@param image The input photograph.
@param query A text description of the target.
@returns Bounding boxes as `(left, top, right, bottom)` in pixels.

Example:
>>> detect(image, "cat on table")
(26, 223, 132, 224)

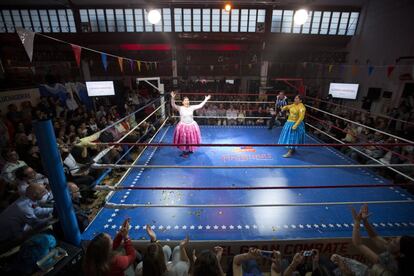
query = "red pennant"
(387, 65, 395, 78)
(71, 44, 81, 67)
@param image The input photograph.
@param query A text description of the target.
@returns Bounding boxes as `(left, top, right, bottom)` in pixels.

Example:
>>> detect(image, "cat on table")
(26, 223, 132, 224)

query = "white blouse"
(171, 97, 208, 124)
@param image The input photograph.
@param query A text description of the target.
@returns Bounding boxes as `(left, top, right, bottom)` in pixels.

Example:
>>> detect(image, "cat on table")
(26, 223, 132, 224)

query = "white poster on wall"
(0, 88, 40, 113)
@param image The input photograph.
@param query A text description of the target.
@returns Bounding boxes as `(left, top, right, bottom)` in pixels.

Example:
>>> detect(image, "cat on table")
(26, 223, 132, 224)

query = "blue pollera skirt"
(278, 121, 305, 149)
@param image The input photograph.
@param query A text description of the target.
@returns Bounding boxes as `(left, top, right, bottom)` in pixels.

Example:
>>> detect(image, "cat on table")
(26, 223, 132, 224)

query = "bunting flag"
(387, 65, 395, 78)
(129, 59, 134, 72)
(210, 65, 214, 71)
(368, 65, 374, 76)
(118, 57, 124, 72)
(328, 64, 333, 73)
(101, 53, 108, 71)
(145, 62, 150, 71)
(136, 61, 141, 72)
(71, 44, 82, 67)
(16, 27, 36, 62)
(154, 62, 158, 70)
(351, 64, 358, 76)
(248, 63, 252, 69)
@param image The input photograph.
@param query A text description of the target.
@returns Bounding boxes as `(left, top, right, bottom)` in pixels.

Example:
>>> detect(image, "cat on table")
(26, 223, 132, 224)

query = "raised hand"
(180, 235, 190, 247)
(119, 218, 130, 239)
(146, 224, 157, 242)
(171, 91, 176, 98)
(351, 206, 362, 222)
(205, 95, 211, 101)
(214, 246, 224, 261)
(360, 203, 372, 221)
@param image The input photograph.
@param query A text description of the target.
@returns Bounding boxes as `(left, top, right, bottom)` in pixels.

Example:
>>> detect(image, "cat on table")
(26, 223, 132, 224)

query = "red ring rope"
(94, 142, 413, 147)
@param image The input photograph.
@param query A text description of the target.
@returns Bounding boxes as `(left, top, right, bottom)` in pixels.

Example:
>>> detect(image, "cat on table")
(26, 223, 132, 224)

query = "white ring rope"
(306, 123, 414, 182)
(306, 104, 414, 144)
(93, 102, 166, 163)
(190, 100, 274, 104)
(104, 199, 414, 209)
(92, 163, 414, 169)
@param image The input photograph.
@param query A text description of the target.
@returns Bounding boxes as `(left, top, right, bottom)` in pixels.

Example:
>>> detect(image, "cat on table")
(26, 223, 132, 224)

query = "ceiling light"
(148, 9, 161, 24)
(294, 9, 308, 25)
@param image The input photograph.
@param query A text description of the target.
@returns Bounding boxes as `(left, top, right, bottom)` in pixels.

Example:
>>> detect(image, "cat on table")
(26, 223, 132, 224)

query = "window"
(12, 10, 23, 28)
(58, 9, 69, 32)
(248, 9, 257, 32)
(183, 9, 191, 32)
(174, 8, 182, 32)
(67, 9, 76, 32)
(125, 9, 134, 32)
(163, 8, 171, 32)
(88, 9, 98, 32)
(30, 10, 42, 32)
(3, 10, 15, 32)
(106, 9, 115, 32)
(311, 11, 322, 34)
(319, 11, 331, 34)
(96, 9, 106, 32)
(115, 9, 125, 32)
(153, 9, 162, 32)
(338, 12, 349, 35)
(0, 12, 5, 33)
(202, 9, 210, 32)
(271, 10, 282, 32)
(347, 12, 359, 35)
(301, 11, 312, 34)
(212, 9, 220, 32)
(193, 9, 201, 32)
(329, 12, 340, 35)
(240, 9, 248, 32)
(221, 9, 230, 32)
(134, 9, 143, 32)
(281, 10, 293, 33)
(39, 10, 51, 32)
(143, 9, 153, 32)
(230, 9, 239, 32)
(21, 10, 32, 30)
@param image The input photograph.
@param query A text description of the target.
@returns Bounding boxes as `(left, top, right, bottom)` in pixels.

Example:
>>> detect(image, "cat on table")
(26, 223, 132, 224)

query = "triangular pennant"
(387, 65, 395, 78)
(328, 64, 333, 73)
(16, 27, 35, 62)
(71, 44, 82, 68)
(118, 57, 124, 72)
(351, 64, 358, 76)
(101, 53, 108, 71)
(129, 59, 134, 72)
(368, 65, 374, 76)
(154, 62, 157, 70)
(136, 61, 141, 72)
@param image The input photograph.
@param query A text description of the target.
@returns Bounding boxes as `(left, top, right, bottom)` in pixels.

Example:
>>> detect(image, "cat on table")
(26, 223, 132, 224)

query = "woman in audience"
(135, 225, 190, 276)
(83, 218, 137, 276)
(232, 248, 281, 276)
(351, 203, 414, 276)
(192, 246, 225, 276)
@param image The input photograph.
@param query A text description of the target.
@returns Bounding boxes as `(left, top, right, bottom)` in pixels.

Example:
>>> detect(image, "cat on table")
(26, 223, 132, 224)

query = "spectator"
(232, 248, 281, 276)
(0, 183, 53, 243)
(25, 145, 44, 174)
(136, 225, 190, 276)
(351, 204, 414, 276)
(53, 182, 89, 238)
(192, 246, 225, 276)
(83, 218, 137, 276)
(226, 105, 237, 126)
(217, 104, 227, 126)
(14, 166, 50, 198)
(1, 149, 27, 183)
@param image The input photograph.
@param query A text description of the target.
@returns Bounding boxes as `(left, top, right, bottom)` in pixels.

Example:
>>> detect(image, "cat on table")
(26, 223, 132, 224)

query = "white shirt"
(1, 160, 27, 183)
(66, 97, 79, 111)
(17, 173, 49, 197)
(226, 109, 238, 120)
(63, 153, 80, 175)
(171, 98, 208, 124)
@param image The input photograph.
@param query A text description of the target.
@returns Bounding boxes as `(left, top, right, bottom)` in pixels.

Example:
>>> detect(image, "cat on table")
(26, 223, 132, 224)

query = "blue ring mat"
(82, 126, 414, 241)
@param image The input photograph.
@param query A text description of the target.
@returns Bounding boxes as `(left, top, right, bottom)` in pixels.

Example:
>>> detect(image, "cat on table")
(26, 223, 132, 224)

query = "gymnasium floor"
(82, 126, 414, 241)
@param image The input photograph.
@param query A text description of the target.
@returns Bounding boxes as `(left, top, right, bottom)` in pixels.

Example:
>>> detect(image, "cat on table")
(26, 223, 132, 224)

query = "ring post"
(160, 83, 165, 120)
(34, 119, 81, 246)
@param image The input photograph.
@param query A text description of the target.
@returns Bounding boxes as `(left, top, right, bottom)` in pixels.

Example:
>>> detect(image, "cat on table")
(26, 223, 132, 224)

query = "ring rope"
(190, 100, 274, 104)
(307, 113, 414, 164)
(92, 163, 414, 169)
(93, 142, 413, 147)
(172, 115, 272, 119)
(306, 104, 414, 144)
(92, 102, 166, 163)
(305, 95, 414, 126)
(306, 122, 414, 182)
(104, 199, 414, 209)
(94, 183, 412, 191)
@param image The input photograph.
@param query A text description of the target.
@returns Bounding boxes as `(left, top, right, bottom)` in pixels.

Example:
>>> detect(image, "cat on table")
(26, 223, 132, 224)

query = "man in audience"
(15, 166, 50, 199)
(1, 149, 27, 183)
(0, 183, 53, 243)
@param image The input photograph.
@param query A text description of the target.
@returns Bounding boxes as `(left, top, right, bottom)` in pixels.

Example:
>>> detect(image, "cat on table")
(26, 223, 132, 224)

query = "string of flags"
(16, 27, 413, 79)
(16, 27, 159, 73)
